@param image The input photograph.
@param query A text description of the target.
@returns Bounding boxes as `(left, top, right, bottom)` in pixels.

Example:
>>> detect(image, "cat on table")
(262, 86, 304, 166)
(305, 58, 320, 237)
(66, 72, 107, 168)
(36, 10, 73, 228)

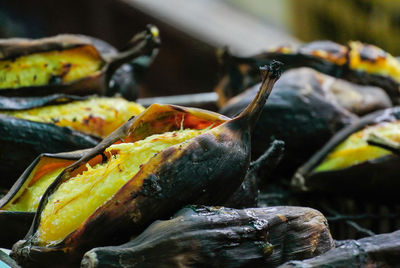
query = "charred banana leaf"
(11, 63, 282, 267)
(293, 107, 400, 197)
(0, 25, 159, 97)
(281, 230, 400, 268)
(0, 115, 99, 188)
(82, 205, 334, 268)
(0, 150, 88, 248)
(0, 94, 145, 138)
(216, 41, 400, 104)
(221, 69, 357, 174)
(224, 140, 285, 208)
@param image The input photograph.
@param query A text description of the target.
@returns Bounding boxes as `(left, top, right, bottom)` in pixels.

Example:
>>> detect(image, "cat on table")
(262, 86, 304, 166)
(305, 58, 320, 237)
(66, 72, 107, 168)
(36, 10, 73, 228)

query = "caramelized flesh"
(349, 42, 400, 83)
(3, 97, 144, 138)
(0, 46, 103, 89)
(315, 121, 400, 172)
(38, 128, 207, 245)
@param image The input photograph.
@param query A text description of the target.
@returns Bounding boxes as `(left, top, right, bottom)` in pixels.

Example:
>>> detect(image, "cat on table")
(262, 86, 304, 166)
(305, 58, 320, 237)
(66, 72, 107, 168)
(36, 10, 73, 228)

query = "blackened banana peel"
(0, 94, 144, 185)
(216, 41, 400, 106)
(82, 205, 333, 268)
(293, 107, 400, 197)
(0, 25, 160, 97)
(0, 150, 88, 248)
(12, 62, 282, 267)
(0, 94, 145, 138)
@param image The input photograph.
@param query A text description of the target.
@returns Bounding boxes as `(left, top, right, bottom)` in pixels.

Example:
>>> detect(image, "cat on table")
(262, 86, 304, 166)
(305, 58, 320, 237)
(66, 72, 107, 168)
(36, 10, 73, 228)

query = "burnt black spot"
(101, 152, 108, 163)
(51, 118, 59, 123)
(141, 174, 163, 198)
(49, 75, 62, 85)
(33, 75, 37, 81)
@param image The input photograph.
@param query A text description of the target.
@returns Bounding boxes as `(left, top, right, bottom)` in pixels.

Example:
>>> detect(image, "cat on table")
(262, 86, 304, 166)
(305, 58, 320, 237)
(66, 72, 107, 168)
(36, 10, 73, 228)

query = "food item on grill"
(292, 107, 400, 196)
(0, 114, 98, 188)
(0, 95, 145, 138)
(0, 150, 87, 248)
(82, 205, 334, 268)
(221, 69, 357, 174)
(280, 230, 400, 267)
(322, 76, 391, 116)
(224, 140, 285, 208)
(11, 63, 282, 267)
(216, 41, 400, 105)
(88, 31, 159, 100)
(0, 25, 159, 97)
(0, 94, 143, 186)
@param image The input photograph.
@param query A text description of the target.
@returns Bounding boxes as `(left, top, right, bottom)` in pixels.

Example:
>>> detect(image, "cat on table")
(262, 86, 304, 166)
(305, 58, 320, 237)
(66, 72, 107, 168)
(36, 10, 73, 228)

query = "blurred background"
(1, 0, 399, 97)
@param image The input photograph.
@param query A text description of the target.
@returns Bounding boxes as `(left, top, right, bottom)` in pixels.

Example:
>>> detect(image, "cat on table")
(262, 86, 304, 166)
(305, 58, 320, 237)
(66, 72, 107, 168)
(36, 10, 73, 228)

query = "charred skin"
(11, 107, 235, 267)
(51, 126, 249, 263)
(293, 107, 400, 197)
(221, 69, 356, 175)
(0, 150, 87, 248)
(224, 140, 285, 209)
(0, 25, 160, 97)
(11, 63, 282, 267)
(216, 40, 400, 106)
(0, 95, 145, 138)
(0, 95, 143, 185)
(11, 113, 237, 266)
(85, 34, 158, 100)
(81, 206, 334, 268)
(281, 230, 400, 268)
(0, 94, 86, 110)
(0, 115, 99, 188)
